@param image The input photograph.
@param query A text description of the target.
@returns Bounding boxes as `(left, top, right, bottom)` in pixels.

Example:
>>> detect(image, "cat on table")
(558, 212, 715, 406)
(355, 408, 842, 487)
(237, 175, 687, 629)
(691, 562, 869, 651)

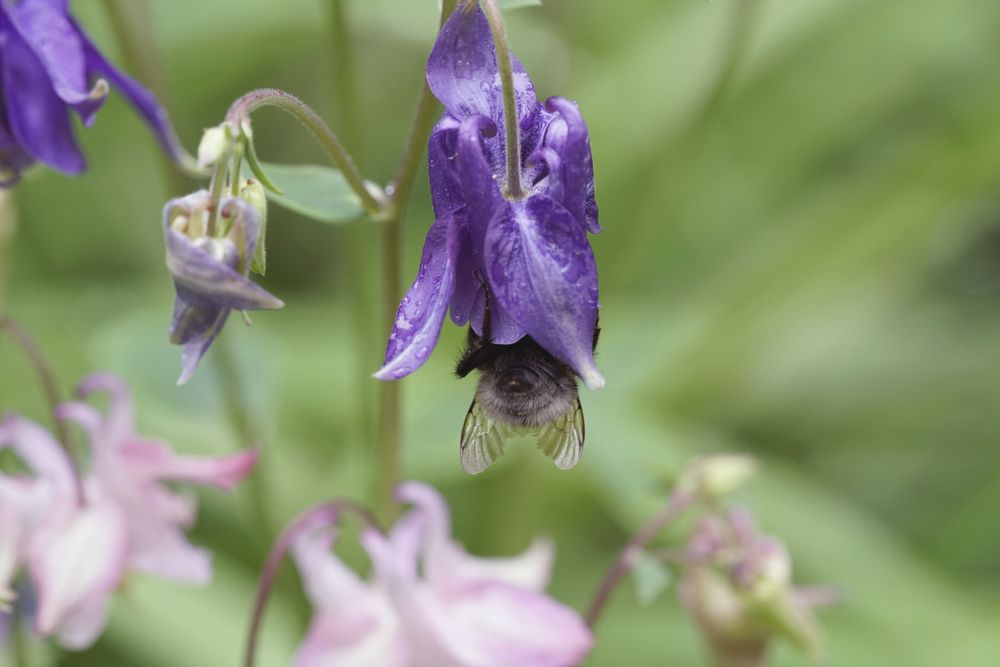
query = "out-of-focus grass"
(2, 0, 1000, 665)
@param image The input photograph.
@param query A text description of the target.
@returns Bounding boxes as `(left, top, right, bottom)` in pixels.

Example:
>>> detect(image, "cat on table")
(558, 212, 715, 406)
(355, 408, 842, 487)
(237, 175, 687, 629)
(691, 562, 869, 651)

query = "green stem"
(327, 0, 360, 146)
(584, 490, 695, 628)
(225, 90, 384, 216)
(374, 0, 460, 520)
(212, 339, 274, 547)
(9, 608, 29, 667)
(328, 0, 377, 454)
(0, 190, 17, 311)
(480, 0, 523, 198)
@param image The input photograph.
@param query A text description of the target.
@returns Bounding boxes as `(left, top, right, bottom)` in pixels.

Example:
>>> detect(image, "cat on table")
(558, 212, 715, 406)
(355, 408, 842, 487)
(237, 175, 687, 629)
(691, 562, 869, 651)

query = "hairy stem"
(243, 500, 382, 667)
(225, 89, 383, 215)
(480, 0, 523, 198)
(0, 316, 85, 505)
(585, 491, 694, 627)
(374, 0, 460, 520)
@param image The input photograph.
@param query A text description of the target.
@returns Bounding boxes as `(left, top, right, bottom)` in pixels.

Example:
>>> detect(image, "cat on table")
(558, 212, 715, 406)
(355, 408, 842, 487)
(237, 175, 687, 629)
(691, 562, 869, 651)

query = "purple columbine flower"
(163, 190, 283, 384)
(375, 3, 604, 390)
(0, 0, 186, 185)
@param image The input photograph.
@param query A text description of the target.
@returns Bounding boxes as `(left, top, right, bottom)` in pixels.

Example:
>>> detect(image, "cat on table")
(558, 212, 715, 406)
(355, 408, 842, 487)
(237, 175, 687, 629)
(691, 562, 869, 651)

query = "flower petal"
(29, 499, 128, 649)
(428, 118, 463, 218)
(163, 199, 283, 312)
(543, 98, 599, 234)
(426, 5, 536, 126)
(74, 373, 135, 445)
(118, 440, 258, 491)
(374, 214, 459, 381)
(0, 19, 84, 174)
(72, 17, 189, 163)
(485, 196, 603, 388)
(442, 581, 594, 667)
(7, 0, 106, 122)
(292, 526, 408, 667)
(0, 416, 77, 492)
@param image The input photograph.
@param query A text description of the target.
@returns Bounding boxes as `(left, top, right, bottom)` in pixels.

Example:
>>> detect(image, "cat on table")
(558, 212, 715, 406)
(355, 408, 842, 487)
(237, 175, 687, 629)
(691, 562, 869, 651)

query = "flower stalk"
(0, 316, 85, 505)
(243, 500, 381, 667)
(373, 0, 460, 519)
(584, 489, 695, 627)
(479, 0, 523, 198)
(224, 89, 384, 216)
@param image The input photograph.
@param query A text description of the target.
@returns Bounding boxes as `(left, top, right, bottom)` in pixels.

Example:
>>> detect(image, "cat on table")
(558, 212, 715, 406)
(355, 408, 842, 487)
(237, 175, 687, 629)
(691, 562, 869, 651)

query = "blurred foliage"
(2, 0, 1000, 665)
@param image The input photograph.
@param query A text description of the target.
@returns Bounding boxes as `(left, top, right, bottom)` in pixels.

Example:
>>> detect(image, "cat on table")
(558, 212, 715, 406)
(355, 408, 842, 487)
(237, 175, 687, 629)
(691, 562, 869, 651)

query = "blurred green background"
(2, 0, 1000, 665)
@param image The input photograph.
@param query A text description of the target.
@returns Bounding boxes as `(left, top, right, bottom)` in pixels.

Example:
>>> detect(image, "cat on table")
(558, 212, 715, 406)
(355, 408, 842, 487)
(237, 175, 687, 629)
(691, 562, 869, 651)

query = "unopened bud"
(680, 454, 757, 501)
(197, 123, 234, 169)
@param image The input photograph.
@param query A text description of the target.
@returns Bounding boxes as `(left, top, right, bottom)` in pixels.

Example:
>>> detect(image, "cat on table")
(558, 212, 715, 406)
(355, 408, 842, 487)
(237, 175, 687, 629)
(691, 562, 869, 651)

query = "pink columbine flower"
(291, 482, 593, 667)
(0, 372, 258, 649)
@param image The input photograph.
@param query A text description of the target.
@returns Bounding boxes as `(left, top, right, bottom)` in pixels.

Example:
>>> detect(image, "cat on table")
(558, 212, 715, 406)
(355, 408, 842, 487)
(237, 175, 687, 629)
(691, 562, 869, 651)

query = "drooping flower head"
(163, 187, 283, 384)
(290, 482, 593, 666)
(0, 0, 188, 184)
(678, 507, 831, 664)
(0, 373, 257, 649)
(376, 2, 604, 390)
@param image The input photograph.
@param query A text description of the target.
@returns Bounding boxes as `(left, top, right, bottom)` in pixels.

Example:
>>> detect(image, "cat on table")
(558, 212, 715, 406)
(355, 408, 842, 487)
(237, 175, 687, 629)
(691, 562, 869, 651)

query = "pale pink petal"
(29, 499, 128, 648)
(0, 416, 77, 492)
(441, 582, 593, 667)
(294, 613, 408, 667)
(443, 538, 554, 593)
(118, 439, 258, 490)
(52, 594, 112, 650)
(395, 482, 554, 593)
(293, 526, 407, 667)
(75, 372, 135, 444)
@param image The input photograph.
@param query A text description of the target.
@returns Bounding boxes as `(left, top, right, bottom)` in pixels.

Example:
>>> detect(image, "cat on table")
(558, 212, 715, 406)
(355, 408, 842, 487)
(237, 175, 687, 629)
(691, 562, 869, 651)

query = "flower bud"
(197, 123, 235, 169)
(162, 190, 283, 384)
(679, 454, 757, 501)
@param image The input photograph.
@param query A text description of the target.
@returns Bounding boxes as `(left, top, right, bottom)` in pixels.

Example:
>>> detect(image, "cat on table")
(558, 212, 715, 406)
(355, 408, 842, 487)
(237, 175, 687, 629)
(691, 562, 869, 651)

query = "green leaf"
(499, 0, 542, 8)
(632, 550, 673, 606)
(248, 161, 365, 224)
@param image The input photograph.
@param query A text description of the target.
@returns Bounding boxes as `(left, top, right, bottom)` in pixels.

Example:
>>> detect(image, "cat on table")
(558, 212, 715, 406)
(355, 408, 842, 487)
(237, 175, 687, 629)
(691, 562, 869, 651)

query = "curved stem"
(225, 89, 383, 215)
(373, 0, 460, 521)
(243, 500, 382, 667)
(0, 316, 85, 505)
(480, 0, 523, 198)
(585, 490, 695, 628)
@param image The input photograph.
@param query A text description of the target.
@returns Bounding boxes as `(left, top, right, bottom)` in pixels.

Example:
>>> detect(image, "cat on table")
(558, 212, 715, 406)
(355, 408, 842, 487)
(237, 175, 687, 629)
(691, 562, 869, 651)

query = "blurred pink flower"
(291, 482, 593, 667)
(0, 372, 257, 649)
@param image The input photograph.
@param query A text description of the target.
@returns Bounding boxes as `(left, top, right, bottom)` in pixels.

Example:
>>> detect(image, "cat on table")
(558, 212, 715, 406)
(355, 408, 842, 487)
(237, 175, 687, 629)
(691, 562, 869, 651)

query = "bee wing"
(460, 398, 510, 475)
(535, 396, 585, 470)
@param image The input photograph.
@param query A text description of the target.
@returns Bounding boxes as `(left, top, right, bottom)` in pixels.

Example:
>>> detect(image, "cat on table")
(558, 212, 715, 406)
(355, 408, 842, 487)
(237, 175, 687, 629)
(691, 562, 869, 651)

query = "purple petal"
(428, 118, 462, 218)
(163, 196, 283, 312)
(485, 196, 604, 389)
(73, 19, 188, 163)
(7, 0, 106, 123)
(543, 97, 600, 234)
(426, 4, 536, 126)
(0, 21, 84, 174)
(374, 214, 459, 381)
